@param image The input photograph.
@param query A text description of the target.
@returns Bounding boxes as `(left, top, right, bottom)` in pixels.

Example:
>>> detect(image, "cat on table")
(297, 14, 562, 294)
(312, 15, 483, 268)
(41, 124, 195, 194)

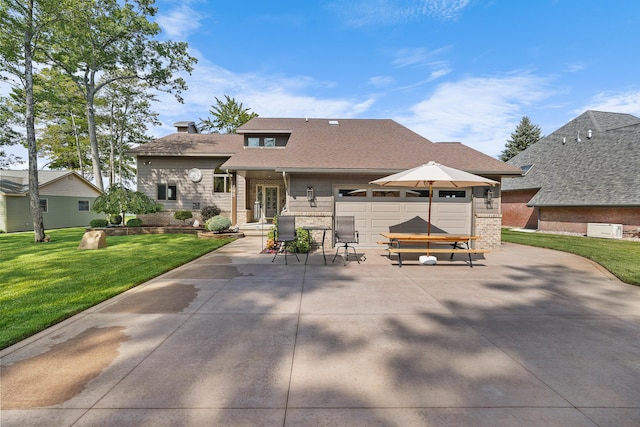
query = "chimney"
(173, 121, 199, 134)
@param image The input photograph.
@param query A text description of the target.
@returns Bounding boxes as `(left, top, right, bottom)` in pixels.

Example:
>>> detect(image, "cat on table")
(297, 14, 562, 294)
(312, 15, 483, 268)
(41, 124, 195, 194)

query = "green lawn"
(502, 228, 640, 286)
(0, 228, 234, 350)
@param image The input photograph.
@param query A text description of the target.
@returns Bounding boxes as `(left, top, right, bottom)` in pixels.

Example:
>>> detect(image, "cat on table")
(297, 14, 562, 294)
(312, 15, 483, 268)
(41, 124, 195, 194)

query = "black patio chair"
(332, 216, 360, 265)
(272, 216, 300, 265)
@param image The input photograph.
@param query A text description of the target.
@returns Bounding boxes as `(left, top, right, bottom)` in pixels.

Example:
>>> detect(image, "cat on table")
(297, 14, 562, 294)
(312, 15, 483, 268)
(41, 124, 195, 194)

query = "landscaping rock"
(78, 230, 108, 250)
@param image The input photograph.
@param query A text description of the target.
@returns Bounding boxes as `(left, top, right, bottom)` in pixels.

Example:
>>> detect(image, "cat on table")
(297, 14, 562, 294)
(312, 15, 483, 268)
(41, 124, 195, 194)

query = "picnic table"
(378, 232, 489, 267)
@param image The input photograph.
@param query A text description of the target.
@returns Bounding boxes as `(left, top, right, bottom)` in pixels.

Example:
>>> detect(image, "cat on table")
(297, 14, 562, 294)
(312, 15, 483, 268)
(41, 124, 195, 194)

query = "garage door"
(334, 187, 472, 247)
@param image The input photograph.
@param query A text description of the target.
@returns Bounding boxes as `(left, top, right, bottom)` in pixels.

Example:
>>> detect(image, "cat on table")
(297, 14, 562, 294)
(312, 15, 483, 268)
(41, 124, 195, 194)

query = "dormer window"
(244, 135, 288, 147)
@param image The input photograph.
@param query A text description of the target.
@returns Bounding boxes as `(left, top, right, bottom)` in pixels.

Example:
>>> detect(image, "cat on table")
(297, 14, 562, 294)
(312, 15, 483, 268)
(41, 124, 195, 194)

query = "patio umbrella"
(370, 161, 498, 262)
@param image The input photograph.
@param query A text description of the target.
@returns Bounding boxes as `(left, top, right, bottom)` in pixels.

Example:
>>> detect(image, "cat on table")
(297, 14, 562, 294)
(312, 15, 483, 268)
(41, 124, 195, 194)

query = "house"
(501, 110, 640, 236)
(0, 170, 103, 232)
(129, 118, 522, 249)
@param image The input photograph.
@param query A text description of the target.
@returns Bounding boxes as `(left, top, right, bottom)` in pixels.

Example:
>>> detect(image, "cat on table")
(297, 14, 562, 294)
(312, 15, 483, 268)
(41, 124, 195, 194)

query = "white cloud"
(369, 76, 396, 87)
(156, 5, 204, 39)
(580, 91, 640, 116)
(149, 56, 377, 135)
(395, 73, 554, 157)
(329, 0, 470, 26)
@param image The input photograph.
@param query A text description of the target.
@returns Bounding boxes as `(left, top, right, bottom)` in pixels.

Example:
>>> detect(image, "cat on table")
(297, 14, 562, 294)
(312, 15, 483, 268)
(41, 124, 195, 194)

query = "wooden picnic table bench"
(379, 232, 490, 267)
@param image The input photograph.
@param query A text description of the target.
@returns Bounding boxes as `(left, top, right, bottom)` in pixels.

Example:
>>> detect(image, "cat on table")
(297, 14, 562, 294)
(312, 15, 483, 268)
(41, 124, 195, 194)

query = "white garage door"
(334, 187, 472, 247)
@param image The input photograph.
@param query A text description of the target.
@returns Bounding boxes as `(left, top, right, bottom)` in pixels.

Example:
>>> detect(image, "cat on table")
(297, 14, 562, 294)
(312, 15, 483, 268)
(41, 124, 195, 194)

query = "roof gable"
(0, 170, 102, 196)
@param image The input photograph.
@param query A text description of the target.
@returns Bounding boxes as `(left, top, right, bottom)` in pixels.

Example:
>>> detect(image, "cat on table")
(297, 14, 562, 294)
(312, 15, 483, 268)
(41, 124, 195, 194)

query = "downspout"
(282, 170, 289, 214)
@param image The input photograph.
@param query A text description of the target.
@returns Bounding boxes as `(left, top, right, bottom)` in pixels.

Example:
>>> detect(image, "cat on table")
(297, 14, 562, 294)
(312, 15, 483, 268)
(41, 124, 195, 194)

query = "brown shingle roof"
(227, 118, 520, 175)
(129, 133, 243, 156)
(129, 118, 520, 176)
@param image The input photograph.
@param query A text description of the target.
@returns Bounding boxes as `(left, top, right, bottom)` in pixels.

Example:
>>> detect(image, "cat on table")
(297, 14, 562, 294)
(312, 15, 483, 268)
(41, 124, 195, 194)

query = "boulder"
(78, 230, 108, 250)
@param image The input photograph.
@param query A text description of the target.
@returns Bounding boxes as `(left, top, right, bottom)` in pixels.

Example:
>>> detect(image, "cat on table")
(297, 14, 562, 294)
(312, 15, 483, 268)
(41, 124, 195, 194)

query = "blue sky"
(5, 0, 640, 162)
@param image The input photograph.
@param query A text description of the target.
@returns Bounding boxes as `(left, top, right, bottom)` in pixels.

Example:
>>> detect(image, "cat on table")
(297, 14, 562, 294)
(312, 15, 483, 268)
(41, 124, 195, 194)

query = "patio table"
(302, 226, 330, 265)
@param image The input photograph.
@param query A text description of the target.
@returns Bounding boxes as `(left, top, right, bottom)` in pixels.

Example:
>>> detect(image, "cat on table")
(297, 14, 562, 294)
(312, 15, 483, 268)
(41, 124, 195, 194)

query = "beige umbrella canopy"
(370, 161, 498, 235)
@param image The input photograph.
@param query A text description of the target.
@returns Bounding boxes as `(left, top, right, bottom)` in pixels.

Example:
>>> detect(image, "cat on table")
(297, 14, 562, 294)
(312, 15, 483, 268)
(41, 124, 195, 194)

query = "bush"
(265, 216, 309, 253)
(205, 215, 232, 233)
(293, 227, 310, 253)
(109, 214, 122, 225)
(90, 219, 109, 228)
(201, 205, 221, 221)
(173, 210, 193, 224)
(126, 218, 143, 227)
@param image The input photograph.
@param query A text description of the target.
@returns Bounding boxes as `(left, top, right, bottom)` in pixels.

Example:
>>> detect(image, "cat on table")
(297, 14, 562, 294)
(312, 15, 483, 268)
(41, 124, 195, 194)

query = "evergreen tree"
(499, 116, 542, 162)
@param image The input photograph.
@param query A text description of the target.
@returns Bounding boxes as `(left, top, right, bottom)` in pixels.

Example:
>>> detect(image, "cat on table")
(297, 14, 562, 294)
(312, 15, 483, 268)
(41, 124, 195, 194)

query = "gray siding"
(137, 156, 232, 213)
(0, 194, 6, 232)
(4, 195, 98, 232)
(5, 196, 31, 232)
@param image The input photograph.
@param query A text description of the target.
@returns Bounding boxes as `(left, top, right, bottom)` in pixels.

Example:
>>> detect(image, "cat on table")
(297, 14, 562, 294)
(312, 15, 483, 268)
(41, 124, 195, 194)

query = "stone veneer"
(287, 211, 334, 250)
(474, 213, 502, 249)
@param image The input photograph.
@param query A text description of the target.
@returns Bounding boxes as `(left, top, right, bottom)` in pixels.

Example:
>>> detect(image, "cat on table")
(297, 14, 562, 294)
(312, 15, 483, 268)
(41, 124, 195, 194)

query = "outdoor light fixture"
(306, 186, 315, 201)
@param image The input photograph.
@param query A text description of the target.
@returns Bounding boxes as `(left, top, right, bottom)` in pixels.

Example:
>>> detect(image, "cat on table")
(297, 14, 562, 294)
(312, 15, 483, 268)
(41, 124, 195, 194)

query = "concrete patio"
(2, 237, 640, 426)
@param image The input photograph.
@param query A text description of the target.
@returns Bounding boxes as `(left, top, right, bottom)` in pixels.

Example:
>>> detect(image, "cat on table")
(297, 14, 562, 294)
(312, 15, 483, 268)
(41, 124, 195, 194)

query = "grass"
(501, 228, 640, 286)
(0, 228, 234, 350)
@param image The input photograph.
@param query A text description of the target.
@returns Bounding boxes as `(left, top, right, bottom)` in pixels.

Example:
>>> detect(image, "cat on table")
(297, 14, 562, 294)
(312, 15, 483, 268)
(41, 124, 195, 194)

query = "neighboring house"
(501, 110, 640, 236)
(0, 170, 103, 233)
(129, 118, 522, 249)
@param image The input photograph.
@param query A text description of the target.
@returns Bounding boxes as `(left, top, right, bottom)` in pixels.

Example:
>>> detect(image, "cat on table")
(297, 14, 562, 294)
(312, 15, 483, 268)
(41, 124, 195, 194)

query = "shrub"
(90, 219, 109, 228)
(206, 215, 232, 233)
(109, 214, 122, 225)
(174, 210, 193, 224)
(293, 227, 310, 253)
(265, 217, 309, 253)
(201, 205, 221, 221)
(126, 218, 143, 227)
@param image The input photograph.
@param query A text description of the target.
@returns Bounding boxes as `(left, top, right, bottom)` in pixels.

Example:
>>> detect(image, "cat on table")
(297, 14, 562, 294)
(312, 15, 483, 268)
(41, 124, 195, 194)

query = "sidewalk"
(2, 237, 640, 426)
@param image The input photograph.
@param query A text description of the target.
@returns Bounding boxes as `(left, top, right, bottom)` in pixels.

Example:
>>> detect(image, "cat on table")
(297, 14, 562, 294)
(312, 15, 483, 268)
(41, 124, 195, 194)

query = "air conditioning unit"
(586, 223, 623, 239)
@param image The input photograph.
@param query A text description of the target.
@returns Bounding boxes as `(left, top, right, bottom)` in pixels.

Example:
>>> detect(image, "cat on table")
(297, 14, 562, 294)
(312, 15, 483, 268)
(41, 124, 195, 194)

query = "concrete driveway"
(2, 238, 640, 426)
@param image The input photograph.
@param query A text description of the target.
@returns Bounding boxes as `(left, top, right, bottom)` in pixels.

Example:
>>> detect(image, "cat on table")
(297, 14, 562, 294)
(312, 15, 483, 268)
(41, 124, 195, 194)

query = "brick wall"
(501, 189, 539, 229)
(138, 209, 232, 227)
(539, 206, 640, 236)
(475, 213, 502, 249)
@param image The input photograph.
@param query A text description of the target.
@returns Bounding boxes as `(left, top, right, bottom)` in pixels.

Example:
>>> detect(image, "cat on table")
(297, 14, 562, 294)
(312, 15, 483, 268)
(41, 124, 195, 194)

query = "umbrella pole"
(427, 181, 433, 255)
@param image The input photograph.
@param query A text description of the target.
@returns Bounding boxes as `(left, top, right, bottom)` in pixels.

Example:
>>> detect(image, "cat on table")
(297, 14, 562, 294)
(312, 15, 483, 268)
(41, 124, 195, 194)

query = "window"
(245, 135, 285, 147)
(337, 188, 365, 197)
(39, 199, 48, 213)
(439, 190, 466, 198)
(372, 190, 400, 197)
(520, 164, 533, 175)
(157, 184, 177, 201)
(213, 167, 230, 193)
(78, 200, 90, 211)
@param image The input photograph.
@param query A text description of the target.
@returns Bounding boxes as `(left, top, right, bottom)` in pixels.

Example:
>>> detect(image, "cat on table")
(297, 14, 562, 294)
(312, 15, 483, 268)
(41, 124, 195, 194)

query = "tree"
(35, 68, 91, 175)
(92, 184, 161, 225)
(499, 116, 542, 162)
(101, 75, 159, 187)
(0, 96, 23, 168)
(199, 95, 258, 134)
(0, 0, 58, 242)
(44, 0, 197, 191)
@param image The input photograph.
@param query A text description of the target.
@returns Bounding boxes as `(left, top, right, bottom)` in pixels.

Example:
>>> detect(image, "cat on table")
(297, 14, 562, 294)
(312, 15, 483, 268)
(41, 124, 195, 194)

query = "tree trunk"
(70, 112, 84, 177)
(85, 89, 104, 191)
(24, 0, 45, 242)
